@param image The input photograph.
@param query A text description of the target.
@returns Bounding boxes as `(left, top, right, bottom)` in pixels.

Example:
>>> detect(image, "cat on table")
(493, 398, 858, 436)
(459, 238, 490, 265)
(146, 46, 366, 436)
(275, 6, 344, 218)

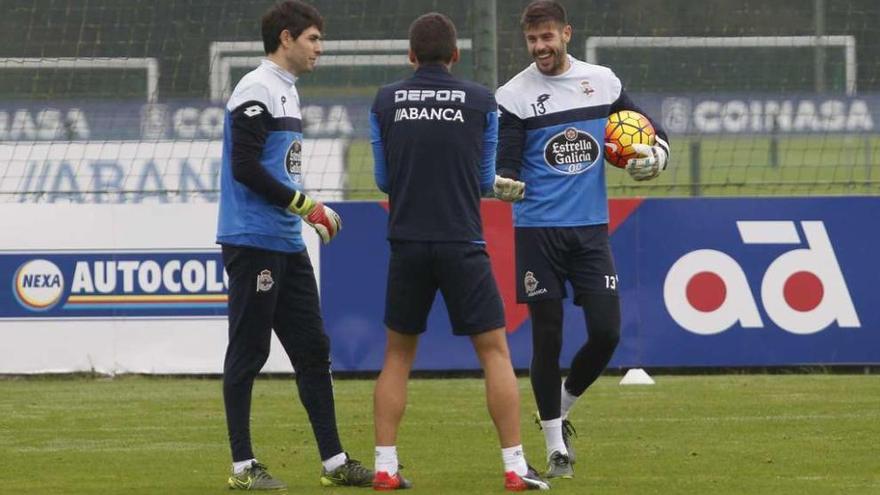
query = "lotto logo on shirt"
(543, 126, 600, 174)
(1, 251, 228, 319)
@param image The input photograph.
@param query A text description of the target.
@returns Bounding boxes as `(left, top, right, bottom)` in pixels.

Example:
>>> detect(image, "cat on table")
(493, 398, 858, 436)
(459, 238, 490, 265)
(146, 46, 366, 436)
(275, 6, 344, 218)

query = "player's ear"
(561, 24, 572, 44)
(408, 49, 418, 67)
(279, 29, 292, 49)
(450, 47, 460, 65)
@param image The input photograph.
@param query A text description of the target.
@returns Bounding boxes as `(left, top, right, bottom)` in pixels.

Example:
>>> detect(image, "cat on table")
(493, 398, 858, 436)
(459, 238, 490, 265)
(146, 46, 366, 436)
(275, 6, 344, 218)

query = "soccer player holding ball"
(370, 12, 548, 491)
(495, 0, 671, 479)
(216, 1, 370, 490)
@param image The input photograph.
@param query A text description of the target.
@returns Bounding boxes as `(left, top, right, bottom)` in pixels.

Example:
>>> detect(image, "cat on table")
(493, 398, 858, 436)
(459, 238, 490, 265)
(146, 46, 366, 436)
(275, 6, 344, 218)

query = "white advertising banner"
(0, 139, 346, 203)
(0, 203, 320, 374)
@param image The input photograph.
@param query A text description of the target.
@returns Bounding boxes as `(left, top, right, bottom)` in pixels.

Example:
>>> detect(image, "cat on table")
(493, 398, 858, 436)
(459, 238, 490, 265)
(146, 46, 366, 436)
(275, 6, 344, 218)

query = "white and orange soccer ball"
(604, 110, 656, 168)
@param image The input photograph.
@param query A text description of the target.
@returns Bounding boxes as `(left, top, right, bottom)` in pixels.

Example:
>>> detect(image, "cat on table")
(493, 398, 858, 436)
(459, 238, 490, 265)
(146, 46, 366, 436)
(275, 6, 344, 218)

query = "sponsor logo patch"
(543, 126, 600, 175)
(524, 271, 548, 297)
(286, 139, 302, 182)
(394, 89, 466, 103)
(394, 107, 464, 123)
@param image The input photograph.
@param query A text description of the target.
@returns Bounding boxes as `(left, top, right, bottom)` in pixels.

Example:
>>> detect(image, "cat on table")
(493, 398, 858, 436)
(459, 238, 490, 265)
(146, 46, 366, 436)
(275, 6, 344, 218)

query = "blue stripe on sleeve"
(370, 112, 389, 193)
(480, 111, 498, 194)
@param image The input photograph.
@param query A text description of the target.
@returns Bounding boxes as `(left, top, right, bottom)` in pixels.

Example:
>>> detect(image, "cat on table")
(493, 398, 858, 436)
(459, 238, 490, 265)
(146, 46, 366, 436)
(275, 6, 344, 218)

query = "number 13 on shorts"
(604, 274, 619, 290)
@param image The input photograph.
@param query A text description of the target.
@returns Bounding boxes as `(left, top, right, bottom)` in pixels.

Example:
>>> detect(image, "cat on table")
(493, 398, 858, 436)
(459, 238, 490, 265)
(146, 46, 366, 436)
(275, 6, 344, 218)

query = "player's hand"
(494, 175, 525, 202)
(626, 137, 669, 181)
(288, 192, 342, 244)
(304, 202, 342, 244)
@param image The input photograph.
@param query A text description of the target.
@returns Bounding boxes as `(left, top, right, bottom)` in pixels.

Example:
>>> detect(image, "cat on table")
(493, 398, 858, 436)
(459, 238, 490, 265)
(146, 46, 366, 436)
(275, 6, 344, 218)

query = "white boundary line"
(0, 57, 160, 102)
(209, 39, 473, 101)
(585, 36, 857, 96)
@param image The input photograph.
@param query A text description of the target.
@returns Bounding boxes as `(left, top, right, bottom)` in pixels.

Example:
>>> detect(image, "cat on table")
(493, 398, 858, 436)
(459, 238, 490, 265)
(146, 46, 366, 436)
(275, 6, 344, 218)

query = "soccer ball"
(604, 110, 656, 168)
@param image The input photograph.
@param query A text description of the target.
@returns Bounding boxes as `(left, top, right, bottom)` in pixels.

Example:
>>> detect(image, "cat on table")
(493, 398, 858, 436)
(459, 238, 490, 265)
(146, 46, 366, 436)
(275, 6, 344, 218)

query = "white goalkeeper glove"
(626, 137, 669, 181)
(288, 191, 342, 244)
(493, 175, 525, 202)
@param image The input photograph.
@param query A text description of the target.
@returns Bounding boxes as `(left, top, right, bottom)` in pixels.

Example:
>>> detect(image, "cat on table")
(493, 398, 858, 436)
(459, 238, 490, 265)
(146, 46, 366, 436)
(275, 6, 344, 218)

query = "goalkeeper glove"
(626, 137, 669, 181)
(288, 191, 342, 244)
(493, 175, 525, 202)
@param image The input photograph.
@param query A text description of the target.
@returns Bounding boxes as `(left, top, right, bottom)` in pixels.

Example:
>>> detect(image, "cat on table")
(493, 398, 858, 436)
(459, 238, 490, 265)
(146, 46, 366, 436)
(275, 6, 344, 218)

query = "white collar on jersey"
(260, 59, 298, 85)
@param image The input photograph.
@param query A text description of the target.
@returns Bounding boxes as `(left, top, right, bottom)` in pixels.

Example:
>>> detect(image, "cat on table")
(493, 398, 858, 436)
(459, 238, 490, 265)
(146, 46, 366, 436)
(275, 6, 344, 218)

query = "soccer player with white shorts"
(496, 0, 671, 479)
(369, 12, 549, 492)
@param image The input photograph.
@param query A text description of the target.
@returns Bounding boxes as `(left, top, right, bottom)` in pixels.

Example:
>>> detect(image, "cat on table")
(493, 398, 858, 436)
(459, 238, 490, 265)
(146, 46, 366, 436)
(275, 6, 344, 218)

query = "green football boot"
(227, 462, 287, 491)
(320, 455, 374, 487)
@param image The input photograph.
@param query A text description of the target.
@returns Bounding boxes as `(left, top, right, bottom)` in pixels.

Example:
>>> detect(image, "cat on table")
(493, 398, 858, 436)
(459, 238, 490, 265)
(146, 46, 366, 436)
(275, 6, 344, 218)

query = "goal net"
(0, 0, 877, 203)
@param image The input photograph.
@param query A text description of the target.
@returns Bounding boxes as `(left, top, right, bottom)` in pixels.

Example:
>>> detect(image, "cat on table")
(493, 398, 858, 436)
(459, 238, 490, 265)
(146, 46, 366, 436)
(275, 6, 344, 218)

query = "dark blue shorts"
(514, 225, 619, 305)
(384, 241, 506, 336)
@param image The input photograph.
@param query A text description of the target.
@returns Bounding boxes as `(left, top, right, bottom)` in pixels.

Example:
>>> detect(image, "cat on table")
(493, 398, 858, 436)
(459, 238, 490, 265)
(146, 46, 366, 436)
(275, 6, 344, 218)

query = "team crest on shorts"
(256, 269, 274, 292)
(524, 271, 548, 297)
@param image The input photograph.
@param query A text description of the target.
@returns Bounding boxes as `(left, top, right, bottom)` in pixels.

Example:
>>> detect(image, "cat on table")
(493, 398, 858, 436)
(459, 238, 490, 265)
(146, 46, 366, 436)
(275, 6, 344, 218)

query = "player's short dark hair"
(520, 0, 568, 30)
(409, 12, 457, 64)
(262, 0, 324, 54)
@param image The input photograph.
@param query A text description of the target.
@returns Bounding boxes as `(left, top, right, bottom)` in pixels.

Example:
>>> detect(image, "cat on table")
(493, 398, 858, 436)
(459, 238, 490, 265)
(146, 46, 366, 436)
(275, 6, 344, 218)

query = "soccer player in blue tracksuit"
(369, 13, 549, 492)
(496, 1, 671, 479)
(216, 1, 371, 490)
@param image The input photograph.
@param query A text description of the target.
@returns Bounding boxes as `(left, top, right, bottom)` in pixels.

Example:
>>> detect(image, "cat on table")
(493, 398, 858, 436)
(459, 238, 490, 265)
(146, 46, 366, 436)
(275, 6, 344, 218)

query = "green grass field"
(1, 375, 879, 494)
(344, 136, 880, 200)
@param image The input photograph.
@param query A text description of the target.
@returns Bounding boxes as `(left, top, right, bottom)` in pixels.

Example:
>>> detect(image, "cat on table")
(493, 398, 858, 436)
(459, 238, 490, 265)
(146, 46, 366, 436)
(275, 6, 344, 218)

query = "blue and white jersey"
(216, 59, 305, 253)
(496, 56, 622, 228)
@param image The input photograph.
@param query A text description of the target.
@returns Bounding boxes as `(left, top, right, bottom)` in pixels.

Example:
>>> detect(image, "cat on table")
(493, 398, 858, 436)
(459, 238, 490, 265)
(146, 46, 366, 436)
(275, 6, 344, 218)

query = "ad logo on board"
(3, 252, 228, 319)
(664, 221, 860, 335)
(13, 259, 65, 311)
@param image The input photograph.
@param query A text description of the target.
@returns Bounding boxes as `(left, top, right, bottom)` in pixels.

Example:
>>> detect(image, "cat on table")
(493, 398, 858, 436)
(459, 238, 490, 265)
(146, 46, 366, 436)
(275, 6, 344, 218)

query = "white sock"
(540, 418, 568, 459)
(375, 446, 398, 476)
(232, 458, 256, 474)
(322, 451, 347, 472)
(501, 445, 528, 476)
(561, 382, 579, 419)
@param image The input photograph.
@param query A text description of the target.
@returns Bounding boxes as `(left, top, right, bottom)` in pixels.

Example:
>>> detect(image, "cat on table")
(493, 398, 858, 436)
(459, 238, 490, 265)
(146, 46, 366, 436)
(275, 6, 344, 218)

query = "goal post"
(0, 57, 160, 102)
(209, 39, 474, 101)
(585, 36, 857, 96)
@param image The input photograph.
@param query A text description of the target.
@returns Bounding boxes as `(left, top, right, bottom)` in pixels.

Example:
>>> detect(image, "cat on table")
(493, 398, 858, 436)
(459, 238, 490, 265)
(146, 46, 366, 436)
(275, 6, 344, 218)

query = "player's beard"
(533, 46, 566, 75)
